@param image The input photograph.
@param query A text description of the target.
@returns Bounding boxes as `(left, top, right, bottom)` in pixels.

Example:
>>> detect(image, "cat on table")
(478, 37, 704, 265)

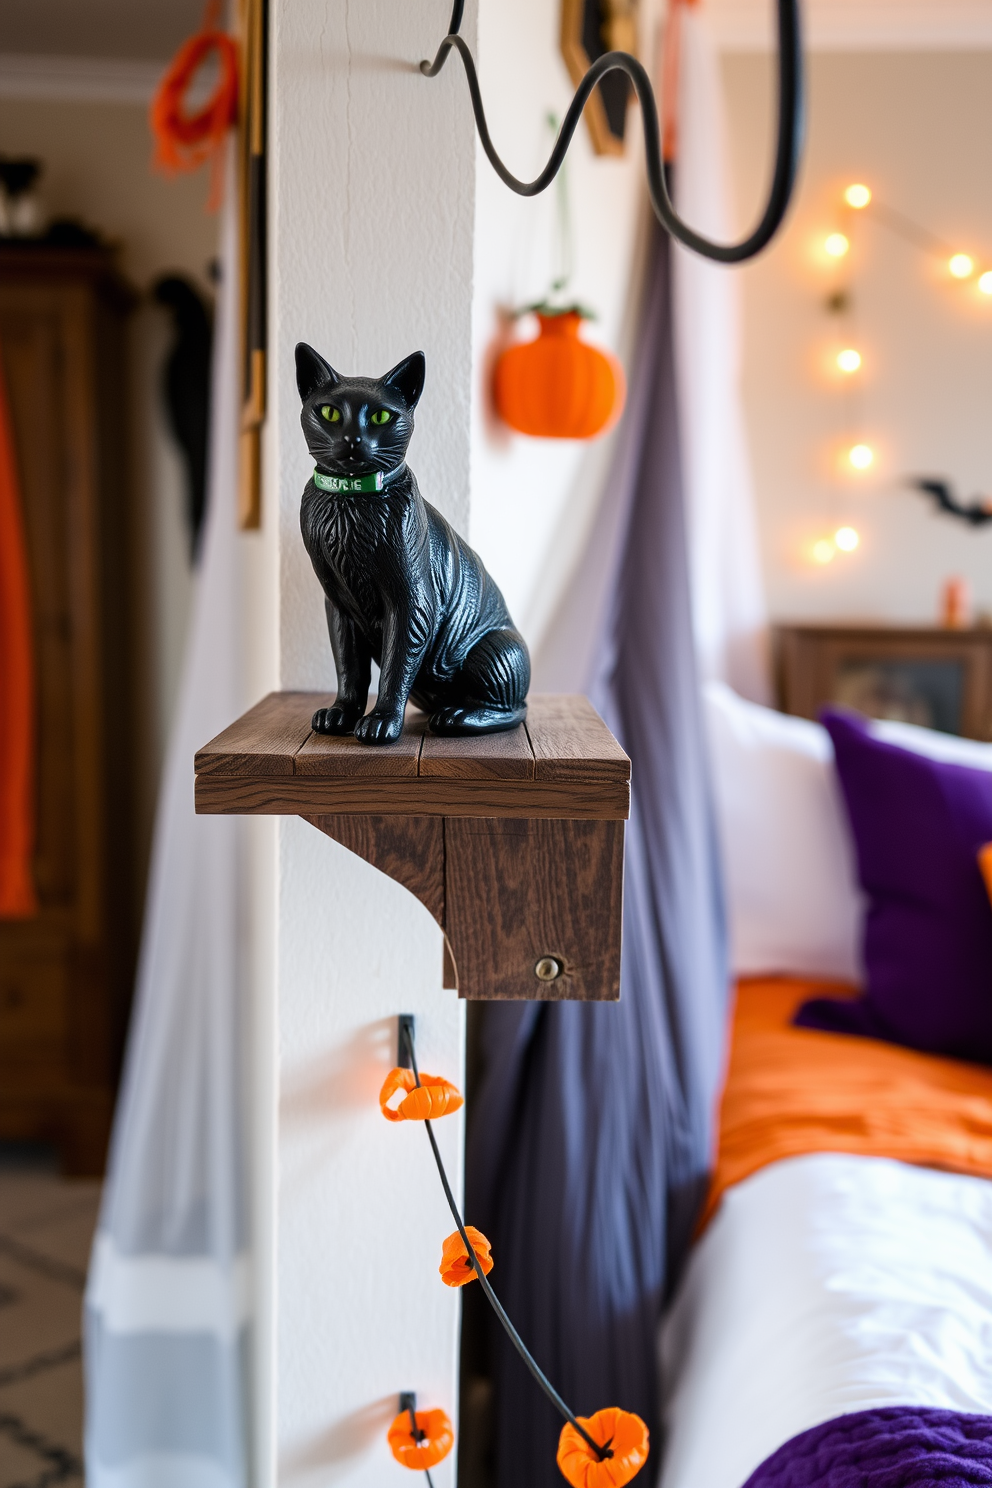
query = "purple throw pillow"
(794, 708, 992, 1063)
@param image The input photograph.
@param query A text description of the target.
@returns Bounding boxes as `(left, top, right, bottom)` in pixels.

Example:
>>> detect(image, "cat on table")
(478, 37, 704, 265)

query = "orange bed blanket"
(701, 977, 992, 1230)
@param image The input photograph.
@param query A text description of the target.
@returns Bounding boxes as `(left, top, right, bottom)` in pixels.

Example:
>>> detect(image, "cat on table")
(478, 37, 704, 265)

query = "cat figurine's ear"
(296, 343, 339, 402)
(382, 351, 426, 410)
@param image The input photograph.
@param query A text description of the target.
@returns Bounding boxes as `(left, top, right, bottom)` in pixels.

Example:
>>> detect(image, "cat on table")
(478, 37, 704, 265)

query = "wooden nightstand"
(775, 623, 992, 740)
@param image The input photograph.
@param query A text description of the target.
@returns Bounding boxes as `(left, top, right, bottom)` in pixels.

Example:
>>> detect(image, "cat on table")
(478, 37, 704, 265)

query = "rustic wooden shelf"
(196, 693, 629, 1001)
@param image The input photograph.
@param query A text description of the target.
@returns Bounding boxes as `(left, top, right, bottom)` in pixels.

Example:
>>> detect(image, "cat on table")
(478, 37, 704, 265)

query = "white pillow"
(703, 682, 863, 981)
(871, 715, 992, 770)
(704, 685, 992, 981)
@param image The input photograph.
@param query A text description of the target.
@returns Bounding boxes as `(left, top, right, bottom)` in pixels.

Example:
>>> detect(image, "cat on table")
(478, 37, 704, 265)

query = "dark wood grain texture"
(197, 694, 628, 1000)
(525, 693, 630, 782)
(296, 710, 427, 777)
(194, 691, 326, 776)
(195, 693, 629, 819)
(195, 773, 629, 819)
(306, 815, 444, 924)
(445, 818, 625, 1000)
(419, 725, 534, 780)
(0, 244, 137, 1174)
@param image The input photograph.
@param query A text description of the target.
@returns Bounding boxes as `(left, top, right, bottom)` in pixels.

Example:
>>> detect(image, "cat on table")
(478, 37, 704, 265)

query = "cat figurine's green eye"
(296, 342, 530, 745)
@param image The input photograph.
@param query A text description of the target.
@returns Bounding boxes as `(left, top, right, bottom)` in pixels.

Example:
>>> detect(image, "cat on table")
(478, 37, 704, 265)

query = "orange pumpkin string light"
(150, 0, 239, 211)
(439, 1226, 493, 1287)
(394, 1019, 617, 1472)
(557, 1409, 650, 1488)
(387, 1405, 454, 1472)
(379, 1067, 464, 1123)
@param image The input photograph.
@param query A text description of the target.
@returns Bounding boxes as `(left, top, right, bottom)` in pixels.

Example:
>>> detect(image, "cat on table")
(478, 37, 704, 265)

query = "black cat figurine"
(296, 343, 530, 744)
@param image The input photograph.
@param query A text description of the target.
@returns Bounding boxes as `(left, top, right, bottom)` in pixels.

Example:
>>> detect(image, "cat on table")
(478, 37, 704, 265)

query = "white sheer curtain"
(534, 0, 769, 701)
(672, 0, 770, 702)
(85, 162, 250, 1488)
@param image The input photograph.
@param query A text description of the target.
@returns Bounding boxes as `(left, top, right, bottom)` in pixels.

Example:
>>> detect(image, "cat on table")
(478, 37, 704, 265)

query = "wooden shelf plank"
(419, 726, 534, 781)
(195, 693, 629, 819)
(295, 711, 427, 777)
(525, 694, 630, 783)
(195, 773, 629, 820)
(194, 691, 323, 776)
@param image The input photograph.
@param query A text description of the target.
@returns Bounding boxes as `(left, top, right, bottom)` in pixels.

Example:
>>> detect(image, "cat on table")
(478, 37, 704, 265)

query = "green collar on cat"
(313, 469, 386, 494)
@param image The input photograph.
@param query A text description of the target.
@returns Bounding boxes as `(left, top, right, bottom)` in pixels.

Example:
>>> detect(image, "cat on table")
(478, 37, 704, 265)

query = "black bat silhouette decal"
(910, 478, 992, 528)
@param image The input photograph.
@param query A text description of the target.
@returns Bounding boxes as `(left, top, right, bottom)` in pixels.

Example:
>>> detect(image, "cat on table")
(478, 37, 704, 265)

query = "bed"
(660, 689, 992, 1488)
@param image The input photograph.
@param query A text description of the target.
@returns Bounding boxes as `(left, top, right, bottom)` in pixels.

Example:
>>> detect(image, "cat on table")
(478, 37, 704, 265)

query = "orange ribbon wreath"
(438, 1226, 493, 1288)
(150, 0, 239, 210)
(557, 1408, 650, 1488)
(379, 1068, 464, 1123)
(387, 1407, 454, 1470)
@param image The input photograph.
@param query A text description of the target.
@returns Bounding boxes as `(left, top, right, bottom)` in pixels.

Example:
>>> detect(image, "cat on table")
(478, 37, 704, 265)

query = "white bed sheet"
(659, 1153, 992, 1488)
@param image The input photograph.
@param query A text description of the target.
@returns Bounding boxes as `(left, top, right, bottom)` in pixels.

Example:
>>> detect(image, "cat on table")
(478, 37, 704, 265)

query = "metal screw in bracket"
(534, 955, 563, 982)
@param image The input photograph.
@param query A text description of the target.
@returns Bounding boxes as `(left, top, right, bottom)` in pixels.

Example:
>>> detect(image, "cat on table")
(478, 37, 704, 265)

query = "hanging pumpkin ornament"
(493, 307, 625, 440)
(379, 1068, 464, 1123)
(491, 113, 624, 441)
(557, 1408, 650, 1488)
(387, 1407, 454, 1470)
(438, 1226, 494, 1287)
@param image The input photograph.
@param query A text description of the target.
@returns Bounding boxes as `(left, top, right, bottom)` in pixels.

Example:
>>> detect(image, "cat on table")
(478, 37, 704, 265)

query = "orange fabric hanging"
(150, 0, 239, 211)
(0, 342, 38, 919)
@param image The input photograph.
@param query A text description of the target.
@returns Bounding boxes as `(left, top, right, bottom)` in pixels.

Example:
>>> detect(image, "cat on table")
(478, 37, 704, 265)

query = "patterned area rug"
(0, 1154, 100, 1488)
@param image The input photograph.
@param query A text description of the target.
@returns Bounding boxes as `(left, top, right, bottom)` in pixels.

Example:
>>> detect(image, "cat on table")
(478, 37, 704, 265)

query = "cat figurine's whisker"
(296, 342, 530, 744)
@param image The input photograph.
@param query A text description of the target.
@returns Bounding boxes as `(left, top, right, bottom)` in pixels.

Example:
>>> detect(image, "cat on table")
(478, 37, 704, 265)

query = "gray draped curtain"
(466, 221, 728, 1488)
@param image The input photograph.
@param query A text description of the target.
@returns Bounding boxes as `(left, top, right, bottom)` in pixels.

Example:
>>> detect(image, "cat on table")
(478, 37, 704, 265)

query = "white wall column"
(267, 4, 476, 1484)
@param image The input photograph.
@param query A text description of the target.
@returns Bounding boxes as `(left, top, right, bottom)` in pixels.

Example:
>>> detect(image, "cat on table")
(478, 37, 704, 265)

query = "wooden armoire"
(0, 243, 136, 1174)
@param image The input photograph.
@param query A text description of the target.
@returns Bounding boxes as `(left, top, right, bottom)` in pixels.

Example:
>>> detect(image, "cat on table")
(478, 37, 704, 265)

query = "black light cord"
(401, 1023, 612, 1465)
(420, 0, 804, 265)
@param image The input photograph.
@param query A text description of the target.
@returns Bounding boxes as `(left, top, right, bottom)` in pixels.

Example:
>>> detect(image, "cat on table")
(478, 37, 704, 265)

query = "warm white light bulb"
(837, 348, 862, 374)
(949, 253, 974, 279)
(849, 443, 874, 470)
(812, 539, 835, 565)
(979, 271, 992, 295)
(834, 526, 860, 551)
(844, 184, 871, 209)
(825, 233, 850, 258)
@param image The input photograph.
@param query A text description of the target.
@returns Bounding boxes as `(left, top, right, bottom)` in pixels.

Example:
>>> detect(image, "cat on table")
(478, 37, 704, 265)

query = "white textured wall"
(722, 50, 992, 623)
(268, 4, 475, 1486)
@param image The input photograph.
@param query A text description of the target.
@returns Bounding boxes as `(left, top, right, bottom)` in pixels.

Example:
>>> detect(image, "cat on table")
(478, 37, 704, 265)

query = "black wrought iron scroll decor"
(420, 0, 804, 265)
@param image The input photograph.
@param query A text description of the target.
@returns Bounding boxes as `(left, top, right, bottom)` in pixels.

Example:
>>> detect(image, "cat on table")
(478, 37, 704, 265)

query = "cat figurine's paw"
(430, 704, 527, 736)
(312, 704, 363, 735)
(353, 711, 404, 745)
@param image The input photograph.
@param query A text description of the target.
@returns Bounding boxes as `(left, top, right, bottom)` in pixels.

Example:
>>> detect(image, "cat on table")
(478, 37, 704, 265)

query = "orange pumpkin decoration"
(557, 1408, 650, 1488)
(379, 1068, 464, 1123)
(439, 1226, 494, 1288)
(493, 310, 625, 440)
(387, 1407, 454, 1470)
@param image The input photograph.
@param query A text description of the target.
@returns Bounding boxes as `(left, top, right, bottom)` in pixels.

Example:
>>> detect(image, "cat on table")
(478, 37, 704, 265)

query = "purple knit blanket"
(742, 1408, 992, 1488)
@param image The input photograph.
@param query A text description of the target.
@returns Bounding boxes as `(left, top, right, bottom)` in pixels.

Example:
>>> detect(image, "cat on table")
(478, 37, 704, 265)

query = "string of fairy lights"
(809, 181, 989, 566)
